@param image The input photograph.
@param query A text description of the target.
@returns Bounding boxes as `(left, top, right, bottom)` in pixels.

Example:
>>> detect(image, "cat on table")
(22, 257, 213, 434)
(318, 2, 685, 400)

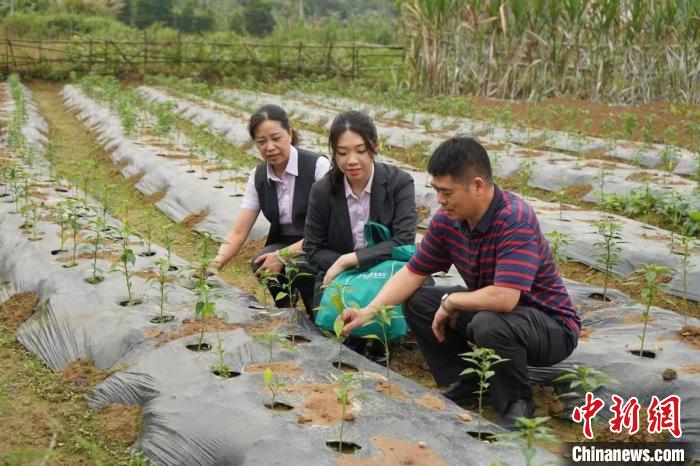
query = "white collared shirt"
(344, 165, 374, 250)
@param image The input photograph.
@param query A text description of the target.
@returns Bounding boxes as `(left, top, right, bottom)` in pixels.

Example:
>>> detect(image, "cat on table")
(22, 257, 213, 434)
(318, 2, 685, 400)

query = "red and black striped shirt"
(407, 186, 581, 337)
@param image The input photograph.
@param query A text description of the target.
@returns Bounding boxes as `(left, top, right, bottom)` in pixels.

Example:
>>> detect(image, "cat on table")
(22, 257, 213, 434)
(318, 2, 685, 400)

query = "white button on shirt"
(344, 165, 374, 250)
(241, 147, 330, 235)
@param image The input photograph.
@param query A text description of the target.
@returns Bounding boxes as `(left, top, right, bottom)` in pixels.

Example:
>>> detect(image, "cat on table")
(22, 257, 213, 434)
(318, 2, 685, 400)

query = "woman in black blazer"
(304, 111, 418, 310)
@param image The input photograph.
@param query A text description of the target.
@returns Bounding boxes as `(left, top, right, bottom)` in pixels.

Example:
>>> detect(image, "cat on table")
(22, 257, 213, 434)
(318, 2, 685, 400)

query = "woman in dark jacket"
(304, 110, 417, 310)
(214, 104, 330, 312)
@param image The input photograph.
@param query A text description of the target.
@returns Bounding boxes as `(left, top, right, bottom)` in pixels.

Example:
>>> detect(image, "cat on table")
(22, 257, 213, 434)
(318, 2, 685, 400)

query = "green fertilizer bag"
(316, 222, 415, 340)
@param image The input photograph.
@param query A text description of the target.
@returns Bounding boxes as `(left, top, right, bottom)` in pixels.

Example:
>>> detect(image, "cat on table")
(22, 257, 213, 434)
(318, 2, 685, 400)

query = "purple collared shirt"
(343, 165, 374, 250)
(241, 146, 330, 235)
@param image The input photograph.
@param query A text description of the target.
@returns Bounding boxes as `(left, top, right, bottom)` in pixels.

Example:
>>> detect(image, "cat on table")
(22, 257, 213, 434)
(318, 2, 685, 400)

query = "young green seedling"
(141, 209, 156, 256)
(634, 264, 673, 357)
(263, 366, 286, 408)
(492, 416, 557, 466)
(678, 235, 695, 326)
(554, 364, 618, 399)
(109, 223, 139, 304)
(257, 268, 279, 308)
(332, 372, 361, 454)
(544, 231, 570, 270)
(212, 323, 232, 377)
(594, 218, 624, 301)
(362, 305, 399, 390)
(594, 166, 609, 207)
(275, 248, 313, 309)
(64, 201, 83, 268)
(517, 158, 535, 200)
(460, 345, 509, 440)
(161, 223, 176, 270)
(86, 216, 106, 284)
(259, 331, 287, 367)
(148, 258, 175, 321)
(194, 281, 217, 349)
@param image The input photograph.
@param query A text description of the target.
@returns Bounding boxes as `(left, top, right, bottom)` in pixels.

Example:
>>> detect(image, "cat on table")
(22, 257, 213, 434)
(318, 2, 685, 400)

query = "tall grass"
(398, 0, 700, 103)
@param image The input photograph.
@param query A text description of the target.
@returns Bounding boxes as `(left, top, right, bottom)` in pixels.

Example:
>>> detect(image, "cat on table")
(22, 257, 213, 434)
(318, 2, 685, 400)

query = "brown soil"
(662, 368, 677, 381)
(236, 236, 268, 263)
(579, 326, 595, 341)
(679, 363, 700, 374)
(416, 205, 430, 224)
(414, 393, 445, 411)
(389, 345, 436, 389)
(513, 149, 544, 157)
(144, 327, 165, 338)
(59, 358, 110, 392)
(640, 232, 669, 241)
(623, 313, 650, 325)
(282, 383, 353, 427)
(126, 171, 145, 186)
(245, 361, 304, 377)
(180, 211, 208, 229)
(96, 404, 142, 445)
(376, 381, 407, 400)
(143, 189, 167, 203)
(157, 317, 241, 344)
(339, 436, 450, 466)
(626, 171, 658, 183)
(593, 406, 669, 443)
(243, 317, 286, 337)
(0, 292, 39, 332)
(55, 250, 123, 264)
(134, 270, 159, 280)
(678, 326, 700, 350)
(532, 385, 565, 417)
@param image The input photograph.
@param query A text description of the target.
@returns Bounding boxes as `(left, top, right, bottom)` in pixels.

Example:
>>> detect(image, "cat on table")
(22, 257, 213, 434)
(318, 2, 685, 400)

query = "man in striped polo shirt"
(342, 135, 580, 429)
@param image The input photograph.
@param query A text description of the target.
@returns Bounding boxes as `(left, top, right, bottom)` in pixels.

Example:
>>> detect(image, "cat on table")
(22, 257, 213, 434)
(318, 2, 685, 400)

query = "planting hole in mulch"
(186, 342, 212, 352)
(138, 251, 157, 257)
(265, 401, 294, 411)
(118, 298, 143, 307)
(85, 276, 105, 285)
(229, 193, 244, 197)
(332, 361, 358, 372)
(212, 369, 241, 379)
(326, 440, 361, 454)
(19, 223, 33, 230)
(466, 431, 497, 443)
(679, 326, 700, 349)
(588, 292, 612, 302)
(150, 315, 175, 324)
(27, 237, 43, 242)
(186, 169, 196, 173)
(376, 381, 407, 400)
(54, 187, 69, 193)
(628, 349, 656, 358)
(0, 192, 10, 198)
(50, 249, 66, 255)
(168, 265, 179, 271)
(415, 394, 446, 411)
(286, 334, 311, 344)
(62, 262, 78, 268)
(213, 185, 224, 189)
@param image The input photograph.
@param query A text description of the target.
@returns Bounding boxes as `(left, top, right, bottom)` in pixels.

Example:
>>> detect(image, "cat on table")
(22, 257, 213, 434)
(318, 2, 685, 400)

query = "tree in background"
(133, 0, 173, 29)
(241, 0, 275, 37)
(173, 0, 214, 33)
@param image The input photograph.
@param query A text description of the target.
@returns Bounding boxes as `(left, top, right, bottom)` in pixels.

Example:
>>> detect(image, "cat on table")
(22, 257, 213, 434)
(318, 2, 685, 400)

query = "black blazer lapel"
(369, 162, 388, 224)
(331, 187, 355, 253)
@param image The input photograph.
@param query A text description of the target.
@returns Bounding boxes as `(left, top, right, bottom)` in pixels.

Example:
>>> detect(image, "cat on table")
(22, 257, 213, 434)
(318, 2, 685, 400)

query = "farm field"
(1, 71, 699, 465)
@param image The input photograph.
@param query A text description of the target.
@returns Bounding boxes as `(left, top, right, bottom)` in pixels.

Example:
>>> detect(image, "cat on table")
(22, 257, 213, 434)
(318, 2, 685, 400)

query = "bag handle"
(364, 221, 391, 247)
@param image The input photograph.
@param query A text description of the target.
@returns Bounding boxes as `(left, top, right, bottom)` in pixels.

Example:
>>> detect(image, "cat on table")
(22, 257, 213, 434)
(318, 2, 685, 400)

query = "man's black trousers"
(405, 285, 577, 416)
